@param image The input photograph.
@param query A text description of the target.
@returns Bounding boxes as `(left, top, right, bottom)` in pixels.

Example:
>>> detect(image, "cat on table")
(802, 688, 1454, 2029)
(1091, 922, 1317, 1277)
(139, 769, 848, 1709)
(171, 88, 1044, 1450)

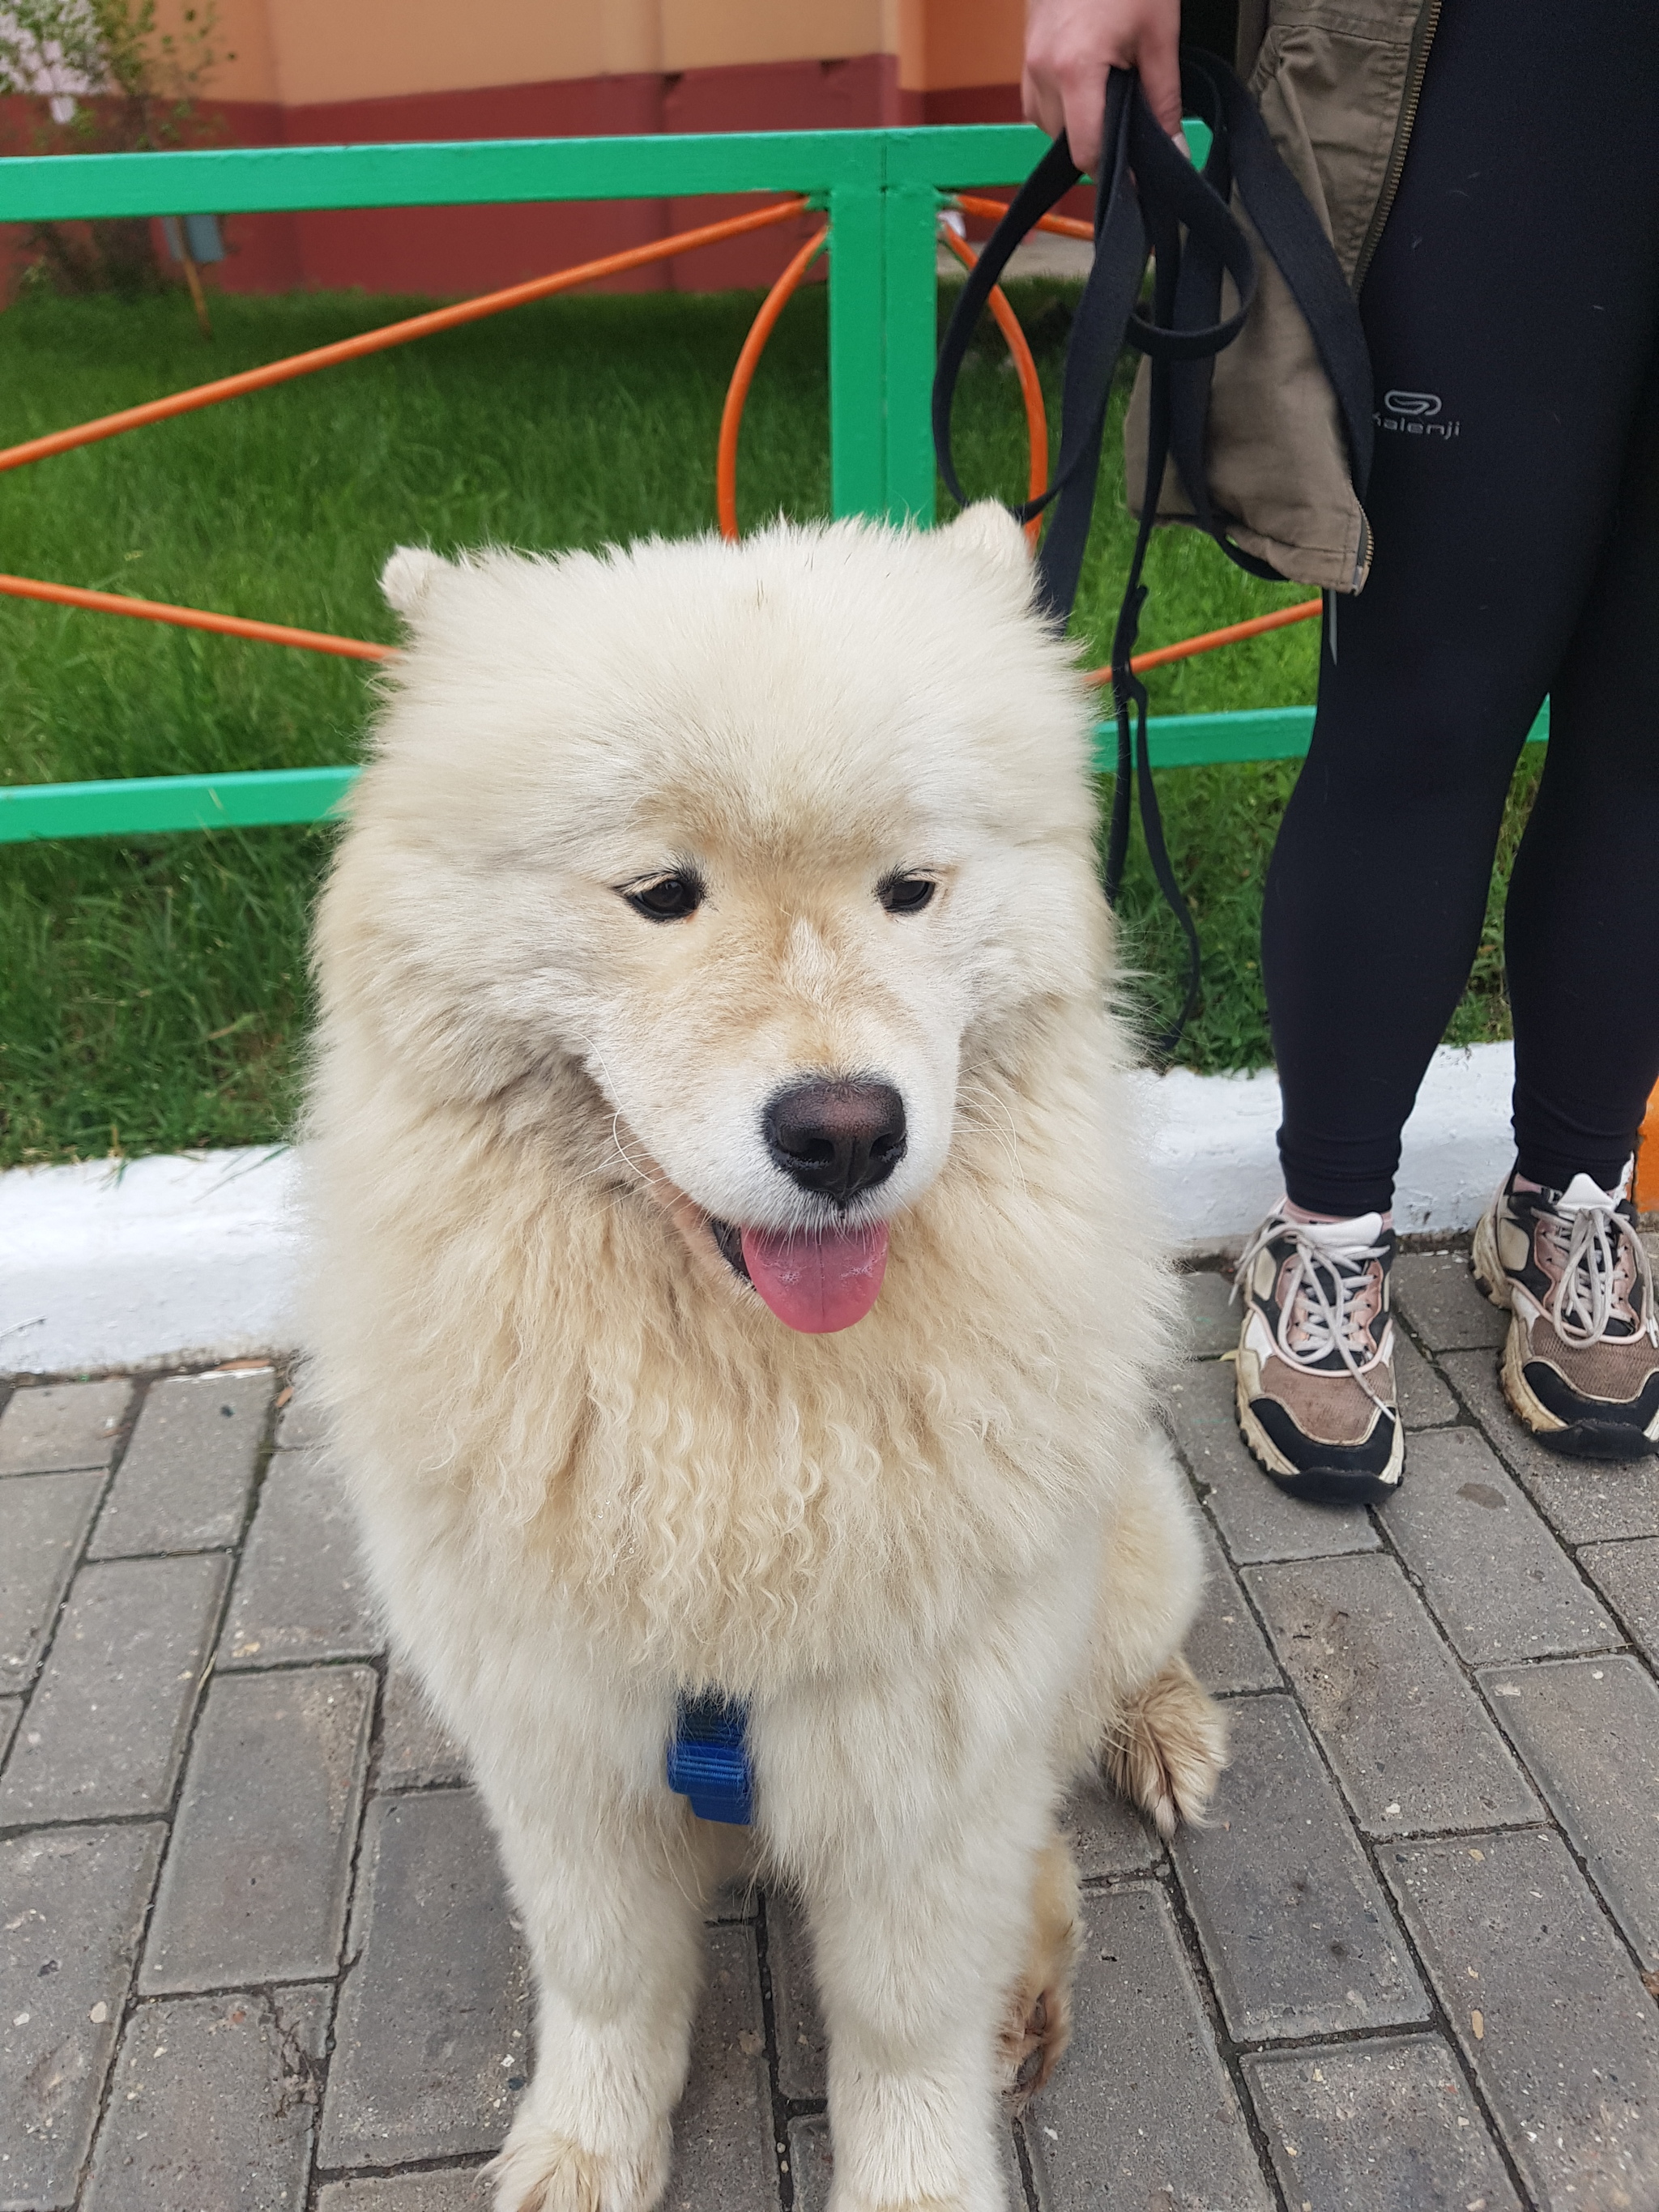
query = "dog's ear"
(945, 500, 1032, 578)
(380, 546, 449, 620)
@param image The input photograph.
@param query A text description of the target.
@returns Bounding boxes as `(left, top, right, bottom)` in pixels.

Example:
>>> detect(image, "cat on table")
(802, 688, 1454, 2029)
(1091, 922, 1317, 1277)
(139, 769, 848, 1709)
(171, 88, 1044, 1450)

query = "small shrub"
(0, 0, 221, 294)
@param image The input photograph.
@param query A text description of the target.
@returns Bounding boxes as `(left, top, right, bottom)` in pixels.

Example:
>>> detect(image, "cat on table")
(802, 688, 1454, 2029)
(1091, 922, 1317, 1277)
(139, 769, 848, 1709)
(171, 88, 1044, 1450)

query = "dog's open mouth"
(709, 1216, 889, 1335)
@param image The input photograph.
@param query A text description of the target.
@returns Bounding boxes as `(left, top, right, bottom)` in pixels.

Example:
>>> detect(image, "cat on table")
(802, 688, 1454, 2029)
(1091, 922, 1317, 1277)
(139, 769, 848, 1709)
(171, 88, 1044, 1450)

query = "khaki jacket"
(1124, 0, 1439, 590)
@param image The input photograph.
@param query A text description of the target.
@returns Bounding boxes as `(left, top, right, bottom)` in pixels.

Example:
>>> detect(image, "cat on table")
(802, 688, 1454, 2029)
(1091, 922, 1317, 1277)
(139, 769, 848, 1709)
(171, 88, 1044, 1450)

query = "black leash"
(934, 53, 1372, 1057)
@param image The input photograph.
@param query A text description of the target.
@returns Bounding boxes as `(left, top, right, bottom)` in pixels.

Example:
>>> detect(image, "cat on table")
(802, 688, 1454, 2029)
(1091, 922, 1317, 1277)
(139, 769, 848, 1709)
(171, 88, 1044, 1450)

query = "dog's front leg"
(787, 1760, 1054, 2212)
(484, 1761, 714, 2212)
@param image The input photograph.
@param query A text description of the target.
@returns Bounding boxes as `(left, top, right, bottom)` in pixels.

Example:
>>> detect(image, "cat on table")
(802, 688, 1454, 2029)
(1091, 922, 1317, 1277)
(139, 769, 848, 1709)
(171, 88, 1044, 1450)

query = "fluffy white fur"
(304, 507, 1225, 2212)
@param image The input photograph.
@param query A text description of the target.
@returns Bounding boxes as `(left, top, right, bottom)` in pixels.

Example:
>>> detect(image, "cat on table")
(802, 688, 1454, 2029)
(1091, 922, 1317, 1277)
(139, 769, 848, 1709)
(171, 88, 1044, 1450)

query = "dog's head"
(324, 509, 1106, 1332)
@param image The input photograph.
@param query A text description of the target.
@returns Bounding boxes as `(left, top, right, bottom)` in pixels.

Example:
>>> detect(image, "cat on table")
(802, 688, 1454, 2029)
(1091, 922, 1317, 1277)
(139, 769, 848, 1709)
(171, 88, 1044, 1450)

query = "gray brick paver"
(87, 1368, 273, 1558)
(1243, 1552, 1541, 1837)
(1186, 1512, 1282, 1695)
(1175, 1268, 1240, 1360)
(141, 1665, 377, 1993)
(273, 1370, 331, 1452)
(319, 1788, 531, 2168)
(82, 1983, 329, 2212)
(219, 1447, 384, 1666)
(1026, 1883, 1272, 2210)
(0, 1468, 104, 1694)
(379, 1665, 469, 1792)
(1060, 1770, 1162, 1882)
(1380, 1426, 1619, 1662)
(1384, 1827, 1659, 2212)
(317, 2175, 489, 2212)
(662, 1923, 776, 2212)
(1394, 1329, 1461, 1429)
(1442, 1351, 1659, 1542)
(1478, 1656, 1659, 1972)
(1392, 1252, 1508, 1353)
(0, 1821, 164, 2210)
(785, 2116, 834, 2212)
(0, 1379, 130, 1477)
(1169, 1694, 1429, 2042)
(1241, 2034, 1523, 2212)
(767, 1888, 825, 2102)
(1579, 1536, 1659, 1667)
(0, 1551, 227, 1823)
(1164, 1357, 1382, 1564)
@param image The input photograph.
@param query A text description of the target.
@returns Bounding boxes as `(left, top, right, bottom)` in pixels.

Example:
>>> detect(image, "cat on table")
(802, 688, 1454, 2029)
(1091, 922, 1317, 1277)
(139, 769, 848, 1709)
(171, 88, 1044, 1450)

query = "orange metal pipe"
(954, 193, 1094, 243)
(1085, 595, 1324, 683)
(0, 571, 396, 659)
(717, 228, 829, 542)
(0, 196, 811, 477)
(938, 226, 1049, 543)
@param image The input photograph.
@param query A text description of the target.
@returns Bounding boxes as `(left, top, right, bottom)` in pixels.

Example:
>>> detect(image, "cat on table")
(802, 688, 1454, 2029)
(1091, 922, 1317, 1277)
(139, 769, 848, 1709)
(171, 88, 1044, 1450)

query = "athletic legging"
(1261, 0, 1659, 1216)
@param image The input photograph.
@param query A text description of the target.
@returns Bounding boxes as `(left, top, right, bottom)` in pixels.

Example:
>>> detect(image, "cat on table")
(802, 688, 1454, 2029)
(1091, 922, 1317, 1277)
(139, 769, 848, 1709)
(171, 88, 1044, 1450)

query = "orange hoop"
(717, 228, 829, 541)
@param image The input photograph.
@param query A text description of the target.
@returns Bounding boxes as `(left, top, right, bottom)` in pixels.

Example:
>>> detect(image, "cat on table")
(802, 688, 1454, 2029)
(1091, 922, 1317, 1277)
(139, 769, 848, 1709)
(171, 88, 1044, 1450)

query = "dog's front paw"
(1103, 1654, 1227, 1839)
(487, 2121, 668, 2212)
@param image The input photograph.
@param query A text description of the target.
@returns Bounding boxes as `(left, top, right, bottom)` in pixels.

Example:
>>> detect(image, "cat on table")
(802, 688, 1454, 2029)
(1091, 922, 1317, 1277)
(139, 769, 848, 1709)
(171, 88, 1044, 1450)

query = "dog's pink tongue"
(740, 1222, 889, 1333)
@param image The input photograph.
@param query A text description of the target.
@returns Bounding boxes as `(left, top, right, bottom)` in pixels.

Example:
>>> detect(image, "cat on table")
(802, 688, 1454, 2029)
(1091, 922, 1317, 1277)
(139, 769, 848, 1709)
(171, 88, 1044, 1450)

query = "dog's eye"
(878, 873, 936, 915)
(621, 872, 703, 922)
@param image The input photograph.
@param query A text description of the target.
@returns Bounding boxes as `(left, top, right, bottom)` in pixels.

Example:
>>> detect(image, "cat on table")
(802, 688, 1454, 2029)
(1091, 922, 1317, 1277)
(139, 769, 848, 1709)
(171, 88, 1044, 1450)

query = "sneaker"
(1232, 1209, 1403, 1502)
(1471, 1169, 1659, 1460)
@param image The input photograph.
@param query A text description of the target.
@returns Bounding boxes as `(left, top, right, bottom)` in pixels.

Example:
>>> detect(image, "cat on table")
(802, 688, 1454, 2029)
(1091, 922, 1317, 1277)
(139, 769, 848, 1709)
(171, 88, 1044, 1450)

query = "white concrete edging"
(1, 1042, 1519, 1375)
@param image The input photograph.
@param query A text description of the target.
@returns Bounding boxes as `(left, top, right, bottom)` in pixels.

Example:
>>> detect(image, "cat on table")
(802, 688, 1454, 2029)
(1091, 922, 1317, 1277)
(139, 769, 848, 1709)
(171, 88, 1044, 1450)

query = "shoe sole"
(1472, 1207, 1659, 1460)
(1233, 1363, 1404, 1504)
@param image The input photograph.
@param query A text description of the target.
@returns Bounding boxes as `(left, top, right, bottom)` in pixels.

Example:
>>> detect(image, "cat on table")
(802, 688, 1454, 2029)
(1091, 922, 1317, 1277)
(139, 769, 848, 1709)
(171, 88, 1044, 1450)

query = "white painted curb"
(1, 1145, 302, 1376)
(1129, 1038, 1519, 1259)
(2, 1042, 1519, 1375)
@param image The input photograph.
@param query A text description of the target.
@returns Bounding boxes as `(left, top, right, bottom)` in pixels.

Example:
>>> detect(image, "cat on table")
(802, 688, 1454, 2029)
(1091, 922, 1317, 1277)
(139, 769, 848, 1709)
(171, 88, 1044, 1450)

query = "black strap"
(934, 52, 1371, 1059)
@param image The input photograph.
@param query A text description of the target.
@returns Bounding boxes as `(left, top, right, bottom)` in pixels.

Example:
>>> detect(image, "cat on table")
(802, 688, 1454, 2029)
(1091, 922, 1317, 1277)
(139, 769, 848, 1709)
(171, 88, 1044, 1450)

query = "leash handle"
(933, 51, 1372, 1059)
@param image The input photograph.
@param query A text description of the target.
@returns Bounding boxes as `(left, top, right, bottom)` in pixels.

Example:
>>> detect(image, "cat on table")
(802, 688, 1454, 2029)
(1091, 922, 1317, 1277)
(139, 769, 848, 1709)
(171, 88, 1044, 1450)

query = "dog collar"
(666, 1692, 753, 1825)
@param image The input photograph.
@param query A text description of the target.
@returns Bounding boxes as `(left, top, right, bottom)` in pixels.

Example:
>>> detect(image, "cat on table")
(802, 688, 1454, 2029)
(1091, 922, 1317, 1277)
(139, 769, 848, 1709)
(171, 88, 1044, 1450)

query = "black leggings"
(1262, 0, 1659, 1216)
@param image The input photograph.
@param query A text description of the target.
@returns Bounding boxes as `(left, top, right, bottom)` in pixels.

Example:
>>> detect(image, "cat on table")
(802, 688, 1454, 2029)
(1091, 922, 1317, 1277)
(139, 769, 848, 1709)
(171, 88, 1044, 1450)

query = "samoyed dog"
(304, 505, 1225, 2212)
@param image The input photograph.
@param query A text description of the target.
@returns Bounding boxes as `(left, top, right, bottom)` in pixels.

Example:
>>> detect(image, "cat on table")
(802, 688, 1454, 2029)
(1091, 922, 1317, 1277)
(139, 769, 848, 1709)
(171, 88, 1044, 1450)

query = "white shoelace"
(1544, 1196, 1659, 1349)
(1234, 1213, 1392, 1413)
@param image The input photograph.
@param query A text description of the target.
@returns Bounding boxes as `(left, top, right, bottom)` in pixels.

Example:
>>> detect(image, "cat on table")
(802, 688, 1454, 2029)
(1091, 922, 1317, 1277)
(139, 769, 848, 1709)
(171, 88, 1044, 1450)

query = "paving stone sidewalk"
(4, 1249, 1659, 2211)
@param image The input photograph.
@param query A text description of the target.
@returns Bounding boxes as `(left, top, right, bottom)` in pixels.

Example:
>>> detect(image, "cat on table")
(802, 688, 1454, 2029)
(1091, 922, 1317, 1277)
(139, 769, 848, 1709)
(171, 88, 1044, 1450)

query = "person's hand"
(1021, 0, 1184, 176)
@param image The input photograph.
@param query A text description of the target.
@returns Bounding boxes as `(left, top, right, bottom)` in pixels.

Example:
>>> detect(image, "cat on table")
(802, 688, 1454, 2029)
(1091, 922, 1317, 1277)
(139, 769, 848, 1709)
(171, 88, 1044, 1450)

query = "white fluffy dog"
(304, 506, 1225, 2212)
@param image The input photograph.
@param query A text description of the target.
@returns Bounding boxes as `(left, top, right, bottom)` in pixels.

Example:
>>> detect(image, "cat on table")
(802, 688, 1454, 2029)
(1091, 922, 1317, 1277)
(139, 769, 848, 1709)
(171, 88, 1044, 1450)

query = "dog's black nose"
(765, 1080, 907, 1204)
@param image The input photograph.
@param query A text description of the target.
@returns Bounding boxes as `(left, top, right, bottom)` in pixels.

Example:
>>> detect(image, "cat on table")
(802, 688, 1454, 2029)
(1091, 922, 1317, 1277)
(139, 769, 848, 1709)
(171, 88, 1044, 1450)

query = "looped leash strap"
(934, 52, 1372, 1058)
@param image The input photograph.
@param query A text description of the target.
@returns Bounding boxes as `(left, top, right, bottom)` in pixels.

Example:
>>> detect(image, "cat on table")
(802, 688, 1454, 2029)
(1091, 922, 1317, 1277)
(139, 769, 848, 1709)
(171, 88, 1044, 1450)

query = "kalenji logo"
(1378, 388, 1459, 440)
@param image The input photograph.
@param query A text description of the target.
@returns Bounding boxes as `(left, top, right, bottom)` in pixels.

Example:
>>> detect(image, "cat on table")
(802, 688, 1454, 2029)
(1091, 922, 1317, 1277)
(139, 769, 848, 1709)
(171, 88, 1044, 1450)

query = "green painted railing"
(0, 125, 1547, 844)
(0, 707, 1551, 844)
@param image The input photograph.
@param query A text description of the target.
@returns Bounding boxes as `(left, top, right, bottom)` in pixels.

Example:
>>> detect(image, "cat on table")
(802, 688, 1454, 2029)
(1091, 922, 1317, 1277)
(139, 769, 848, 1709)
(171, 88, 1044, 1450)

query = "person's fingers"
(1021, 64, 1065, 145)
(1060, 75, 1105, 176)
(1135, 13, 1185, 139)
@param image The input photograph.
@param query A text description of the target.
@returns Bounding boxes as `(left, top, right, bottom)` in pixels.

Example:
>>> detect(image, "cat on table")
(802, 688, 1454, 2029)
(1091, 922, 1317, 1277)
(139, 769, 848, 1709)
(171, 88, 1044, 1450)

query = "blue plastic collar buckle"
(666, 1692, 753, 1826)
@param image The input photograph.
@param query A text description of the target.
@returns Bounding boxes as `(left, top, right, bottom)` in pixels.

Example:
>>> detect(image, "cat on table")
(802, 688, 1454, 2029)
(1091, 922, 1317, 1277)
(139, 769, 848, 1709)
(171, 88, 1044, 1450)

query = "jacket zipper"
(1350, 505, 1372, 594)
(1351, 0, 1444, 295)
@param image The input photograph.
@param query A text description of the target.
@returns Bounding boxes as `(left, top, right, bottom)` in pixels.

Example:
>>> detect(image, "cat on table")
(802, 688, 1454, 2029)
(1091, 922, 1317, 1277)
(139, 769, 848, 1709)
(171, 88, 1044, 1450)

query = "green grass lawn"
(0, 279, 1534, 1166)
